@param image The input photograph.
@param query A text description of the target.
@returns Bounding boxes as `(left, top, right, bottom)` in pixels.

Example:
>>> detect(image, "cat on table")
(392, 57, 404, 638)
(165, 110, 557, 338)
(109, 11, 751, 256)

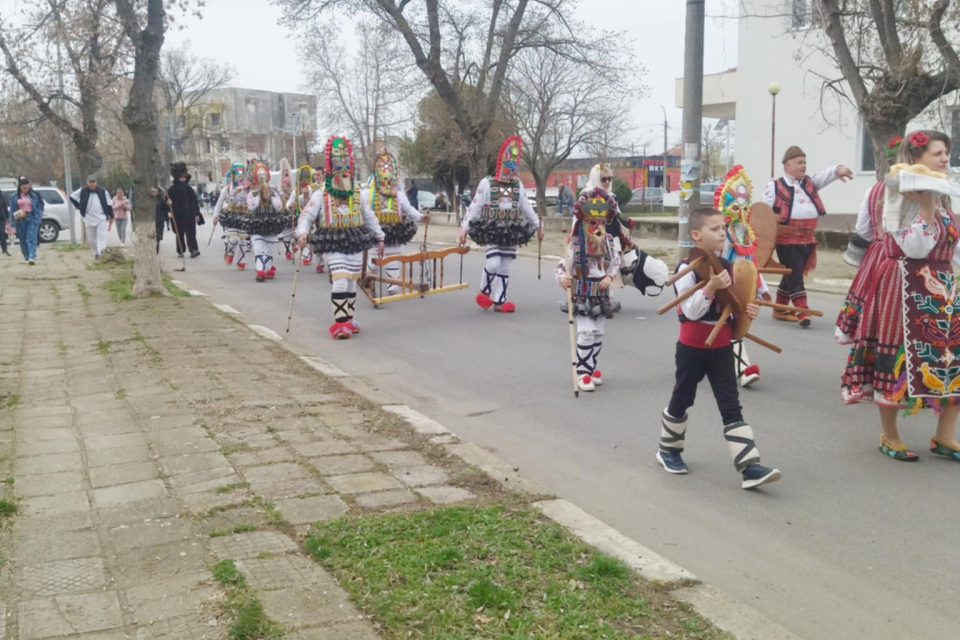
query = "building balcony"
(674, 68, 737, 120)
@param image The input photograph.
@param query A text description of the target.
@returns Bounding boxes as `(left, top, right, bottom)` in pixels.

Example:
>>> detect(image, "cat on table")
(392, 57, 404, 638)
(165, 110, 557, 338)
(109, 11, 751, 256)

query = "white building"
(680, 1, 959, 215)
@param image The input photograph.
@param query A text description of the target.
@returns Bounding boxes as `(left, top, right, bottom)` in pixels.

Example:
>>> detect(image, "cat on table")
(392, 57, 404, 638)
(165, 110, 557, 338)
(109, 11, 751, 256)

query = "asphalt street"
(167, 231, 957, 640)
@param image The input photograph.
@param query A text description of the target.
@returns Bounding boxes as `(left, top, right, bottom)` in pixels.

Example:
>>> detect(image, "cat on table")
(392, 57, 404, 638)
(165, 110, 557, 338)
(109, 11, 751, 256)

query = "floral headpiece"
(715, 164, 757, 257)
(886, 132, 932, 160)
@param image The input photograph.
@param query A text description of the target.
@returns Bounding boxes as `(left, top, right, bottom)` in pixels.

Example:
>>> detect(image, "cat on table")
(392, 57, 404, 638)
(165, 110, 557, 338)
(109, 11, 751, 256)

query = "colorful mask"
(253, 163, 270, 186)
(714, 165, 757, 259)
(574, 187, 615, 258)
(495, 136, 522, 183)
(373, 152, 397, 197)
(227, 163, 245, 187)
(324, 135, 355, 199)
(297, 165, 313, 194)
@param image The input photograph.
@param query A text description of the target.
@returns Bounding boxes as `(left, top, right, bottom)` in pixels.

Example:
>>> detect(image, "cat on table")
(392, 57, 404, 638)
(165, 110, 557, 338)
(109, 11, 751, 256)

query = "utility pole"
(678, 0, 705, 258)
(50, 0, 76, 244)
(660, 105, 668, 213)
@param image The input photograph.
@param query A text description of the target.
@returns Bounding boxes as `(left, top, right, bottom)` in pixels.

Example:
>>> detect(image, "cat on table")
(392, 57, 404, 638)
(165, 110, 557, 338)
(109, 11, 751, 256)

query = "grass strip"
(306, 504, 730, 640)
(211, 559, 284, 639)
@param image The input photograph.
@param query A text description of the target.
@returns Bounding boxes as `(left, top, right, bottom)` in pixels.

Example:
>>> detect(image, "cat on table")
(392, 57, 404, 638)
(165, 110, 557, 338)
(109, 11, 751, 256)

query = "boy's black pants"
(667, 342, 743, 425)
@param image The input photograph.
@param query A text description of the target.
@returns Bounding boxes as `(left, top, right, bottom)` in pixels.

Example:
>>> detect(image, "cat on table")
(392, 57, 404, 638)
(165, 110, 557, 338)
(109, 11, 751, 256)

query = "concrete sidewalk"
(0, 248, 482, 639)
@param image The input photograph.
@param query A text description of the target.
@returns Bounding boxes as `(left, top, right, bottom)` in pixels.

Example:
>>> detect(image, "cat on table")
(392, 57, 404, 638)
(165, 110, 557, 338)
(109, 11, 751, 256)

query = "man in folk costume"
(296, 135, 384, 339)
(761, 146, 853, 326)
(363, 151, 428, 296)
(243, 163, 287, 282)
(459, 136, 543, 312)
(213, 163, 251, 270)
(556, 187, 621, 392)
(285, 165, 315, 267)
(717, 165, 770, 387)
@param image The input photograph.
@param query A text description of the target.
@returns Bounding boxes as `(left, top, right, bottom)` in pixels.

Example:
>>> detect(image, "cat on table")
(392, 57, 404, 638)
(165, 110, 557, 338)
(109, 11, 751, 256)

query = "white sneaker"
(591, 370, 603, 386)
(577, 374, 595, 392)
(386, 285, 400, 296)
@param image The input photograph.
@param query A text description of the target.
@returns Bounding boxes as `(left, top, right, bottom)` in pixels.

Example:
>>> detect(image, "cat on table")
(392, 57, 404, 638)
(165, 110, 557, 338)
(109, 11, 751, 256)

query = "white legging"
(370, 245, 402, 290)
(252, 234, 278, 272)
(480, 245, 516, 304)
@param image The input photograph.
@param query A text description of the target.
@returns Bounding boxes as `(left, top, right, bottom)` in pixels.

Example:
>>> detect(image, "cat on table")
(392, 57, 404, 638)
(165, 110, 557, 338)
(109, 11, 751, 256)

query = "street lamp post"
(768, 82, 781, 178)
(660, 104, 668, 213)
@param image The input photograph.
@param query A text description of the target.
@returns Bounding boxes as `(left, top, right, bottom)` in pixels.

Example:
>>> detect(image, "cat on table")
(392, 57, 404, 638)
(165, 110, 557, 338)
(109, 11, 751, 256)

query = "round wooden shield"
(687, 247, 745, 320)
(750, 202, 779, 268)
(732, 260, 758, 339)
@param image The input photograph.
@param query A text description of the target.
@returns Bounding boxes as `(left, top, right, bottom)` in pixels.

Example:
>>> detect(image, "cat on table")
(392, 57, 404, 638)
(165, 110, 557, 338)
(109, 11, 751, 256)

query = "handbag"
(13, 209, 26, 222)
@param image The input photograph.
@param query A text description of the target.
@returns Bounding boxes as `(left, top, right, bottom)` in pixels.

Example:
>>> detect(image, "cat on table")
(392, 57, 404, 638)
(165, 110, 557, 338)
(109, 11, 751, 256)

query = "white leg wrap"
(660, 410, 687, 453)
(723, 421, 760, 471)
(733, 340, 751, 377)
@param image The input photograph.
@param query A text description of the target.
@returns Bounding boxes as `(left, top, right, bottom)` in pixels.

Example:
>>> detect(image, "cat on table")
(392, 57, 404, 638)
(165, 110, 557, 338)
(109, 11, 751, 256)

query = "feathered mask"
(373, 152, 397, 196)
(495, 136, 522, 183)
(324, 135, 355, 199)
(714, 165, 757, 258)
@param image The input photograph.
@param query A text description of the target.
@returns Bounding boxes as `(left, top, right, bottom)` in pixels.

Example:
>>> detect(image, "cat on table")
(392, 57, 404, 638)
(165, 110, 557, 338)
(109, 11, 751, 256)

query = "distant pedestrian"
(406, 180, 419, 211)
(166, 163, 201, 258)
(153, 188, 169, 254)
(112, 189, 131, 246)
(71, 175, 114, 259)
(9, 177, 44, 264)
(557, 184, 574, 217)
(0, 190, 10, 256)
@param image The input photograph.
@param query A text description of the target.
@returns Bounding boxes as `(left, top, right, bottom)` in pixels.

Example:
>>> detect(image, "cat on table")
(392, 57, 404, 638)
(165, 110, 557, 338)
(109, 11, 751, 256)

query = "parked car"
(1, 187, 70, 243)
(700, 183, 721, 200)
(630, 187, 664, 205)
(416, 191, 437, 210)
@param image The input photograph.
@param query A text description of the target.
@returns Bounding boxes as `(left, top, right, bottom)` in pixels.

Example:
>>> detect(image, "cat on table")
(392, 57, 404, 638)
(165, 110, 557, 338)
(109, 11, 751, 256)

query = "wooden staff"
(285, 245, 304, 333)
(419, 216, 430, 298)
(566, 285, 579, 398)
(537, 215, 543, 280)
(757, 267, 792, 275)
(758, 300, 824, 317)
(745, 332, 782, 354)
(657, 280, 707, 315)
(664, 256, 704, 287)
(207, 218, 218, 246)
(705, 304, 733, 346)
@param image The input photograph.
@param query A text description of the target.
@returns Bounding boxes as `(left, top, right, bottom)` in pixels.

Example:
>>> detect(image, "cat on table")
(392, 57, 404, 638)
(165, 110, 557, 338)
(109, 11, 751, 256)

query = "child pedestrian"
(658, 207, 782, 490)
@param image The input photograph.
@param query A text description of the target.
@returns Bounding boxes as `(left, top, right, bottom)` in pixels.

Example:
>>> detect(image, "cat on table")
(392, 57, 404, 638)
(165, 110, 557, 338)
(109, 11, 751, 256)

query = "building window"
(220, 140, 230, 153)
(246, 101, 257, 119)
(209, 113, 221, 127)
(790, 0, 819, 29)
(206, 139, 214, 154)
(860, 124, 876, 173)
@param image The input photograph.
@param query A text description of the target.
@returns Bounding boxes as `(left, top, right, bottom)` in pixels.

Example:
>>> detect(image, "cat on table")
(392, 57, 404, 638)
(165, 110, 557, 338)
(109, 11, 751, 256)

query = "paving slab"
(16, 557, 108, 597)
(15, 428, 75, 443)
(89, 462, 158, 489)
(16, 530, 102, 563)
(258, 585, 359, 627)
(16, 471, 85, 498)
(290, 439, 358, 457)
(157, 452, 231, 477)
(86, 443, 152, 468)
(107, 518, 196, 553)
(92, 479, 168, 508)
(15, 452, 83, 475)
(325, 472, 403, 495)
(168, 467, 241, 495)
(110, 540, 210, 588)
(415, 486, 476, 505)
(18, 591, 123, 640)
(354, 489, 419, 509)
(84, 432, 149, 451)
(13, 510, 94, 535)
(22, 491, 91, 517)
(392, 465, 450, 488)
(209, 531, 298, 560)
(96, 496, 182, 528)
(17, 439, 81, 457)
(236, 555, 330, 591)
(308, 454, 377, 476)
(122, 571, 213, 624)
(286, 621, 382, 640)
(274, 495, 349, 525)
(369, 450, 429, 468)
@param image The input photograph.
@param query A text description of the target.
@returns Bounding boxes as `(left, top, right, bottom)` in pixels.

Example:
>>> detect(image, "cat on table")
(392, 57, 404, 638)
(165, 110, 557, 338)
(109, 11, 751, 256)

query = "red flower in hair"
(909, 132, 930, 148)
(888, 136, 903, 148)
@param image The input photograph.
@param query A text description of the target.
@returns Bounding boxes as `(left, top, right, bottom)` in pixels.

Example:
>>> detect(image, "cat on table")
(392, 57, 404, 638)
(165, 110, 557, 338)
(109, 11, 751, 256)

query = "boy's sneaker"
(656, 450, 689, 474)
(741, 464, 782, 490)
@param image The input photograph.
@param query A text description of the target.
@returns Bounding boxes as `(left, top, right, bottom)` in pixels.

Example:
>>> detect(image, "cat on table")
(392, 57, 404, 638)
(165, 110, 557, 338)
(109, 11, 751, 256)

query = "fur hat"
(781, 146, 806, 164)
(170, 162, 191, 182)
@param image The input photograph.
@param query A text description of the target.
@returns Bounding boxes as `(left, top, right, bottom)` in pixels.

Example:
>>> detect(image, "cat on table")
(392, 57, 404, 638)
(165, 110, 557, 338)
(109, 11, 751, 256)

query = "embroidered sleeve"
(461, 179, 489, 229)
(812, 165, 841, 190)
(555, 247, 570, 286)
(893, 214, 940, 259)
(296, 190, 321, 237)
(675, 270, 711, 320)
(517, 183, 540, 226)
(760, 181, 776, 207)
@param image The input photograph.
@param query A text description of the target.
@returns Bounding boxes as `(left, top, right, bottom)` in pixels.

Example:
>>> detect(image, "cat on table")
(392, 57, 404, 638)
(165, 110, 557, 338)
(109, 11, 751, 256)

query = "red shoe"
(740, 364, 760, 388)
(592, 370, 603, 386)
(225, 254, 234, 265)
(237, 262, 246, 270)
(494, 301, 516, 313)
(286, 252, 293, 260)
(476, 293, 494, 310)
(266, 266, 276, 280)
(577, 375, 595, 392)
(347, 319, 361, 333)
(329, 322, 352, 340)
(255, 271, 266, 282)
(316, 263, 325, 273)
(303, 256, 313, 266)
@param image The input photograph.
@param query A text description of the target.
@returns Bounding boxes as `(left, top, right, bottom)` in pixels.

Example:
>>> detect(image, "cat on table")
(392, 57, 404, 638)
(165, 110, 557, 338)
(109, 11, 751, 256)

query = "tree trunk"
(866, 119, 907, 181)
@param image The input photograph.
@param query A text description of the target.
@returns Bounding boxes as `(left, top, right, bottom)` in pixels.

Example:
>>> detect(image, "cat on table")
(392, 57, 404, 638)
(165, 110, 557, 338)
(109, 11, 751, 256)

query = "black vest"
(78, 187, 112, 219)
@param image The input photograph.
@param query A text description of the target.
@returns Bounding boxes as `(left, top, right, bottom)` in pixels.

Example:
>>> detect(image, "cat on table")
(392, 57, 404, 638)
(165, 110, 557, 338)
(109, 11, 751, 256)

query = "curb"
(186, 276, 804, 640)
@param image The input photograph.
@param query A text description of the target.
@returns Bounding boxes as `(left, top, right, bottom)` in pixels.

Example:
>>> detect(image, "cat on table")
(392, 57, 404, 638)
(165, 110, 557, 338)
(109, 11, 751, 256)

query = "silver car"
(3, 187, 71, 243)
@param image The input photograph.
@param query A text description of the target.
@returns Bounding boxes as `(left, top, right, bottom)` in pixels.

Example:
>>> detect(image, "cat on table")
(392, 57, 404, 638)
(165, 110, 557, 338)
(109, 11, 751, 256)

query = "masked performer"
(277, 159, 297, 260)
(760, 147, 853, 326)
(363, 152, 428, 296)
(243, 163, 287, 282)
(459, 136, 543, 312)
(556, 187, 622, 391)
(296, 135, 384, 339)
(213, 163, 251, 269)
(285, 165, 315, 267)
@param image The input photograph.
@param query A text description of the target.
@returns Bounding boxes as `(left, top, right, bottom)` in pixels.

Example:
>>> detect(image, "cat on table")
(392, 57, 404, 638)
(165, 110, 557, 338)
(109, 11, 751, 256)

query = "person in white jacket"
(458, 136, 542, 312)
(296, 135, 384, 339)
(212, 163, 251, 270)
(363, 152, 428, 296)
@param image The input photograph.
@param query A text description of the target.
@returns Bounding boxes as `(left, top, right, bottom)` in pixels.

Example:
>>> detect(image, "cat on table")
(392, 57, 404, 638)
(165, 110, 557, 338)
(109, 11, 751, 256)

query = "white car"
(2, 187, 71, 243)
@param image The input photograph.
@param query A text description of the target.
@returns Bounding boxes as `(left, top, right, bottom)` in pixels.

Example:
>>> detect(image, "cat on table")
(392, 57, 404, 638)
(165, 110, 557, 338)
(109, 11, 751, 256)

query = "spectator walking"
(71, 175, 114, 259)
(406, 180, 419, 211)
(112, 189, 131, 246)
(557, 184, 574, 216)
(153, 188, 169, 253)
(166, 163, 201, 257)
(435, 191, 447, 212)
(0, 190, 9, 256)
(9, 177, 44, 264)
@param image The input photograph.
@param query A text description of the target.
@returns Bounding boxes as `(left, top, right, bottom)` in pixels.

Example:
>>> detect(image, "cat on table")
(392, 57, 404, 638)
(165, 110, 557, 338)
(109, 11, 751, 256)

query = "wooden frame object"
(359, 246, 470, 306)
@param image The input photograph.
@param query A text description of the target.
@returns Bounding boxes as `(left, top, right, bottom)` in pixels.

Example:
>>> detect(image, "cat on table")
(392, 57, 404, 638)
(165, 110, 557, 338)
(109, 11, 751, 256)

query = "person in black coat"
(154, 188, 170, 253)
(406, 180, 419, 211)
(0, 191, 9, 256)
(166, 162, 201, 257)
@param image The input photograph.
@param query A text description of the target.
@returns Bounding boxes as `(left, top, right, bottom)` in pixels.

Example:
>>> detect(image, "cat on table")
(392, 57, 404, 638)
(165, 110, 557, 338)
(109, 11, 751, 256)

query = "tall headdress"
(571, 186, 618, 265)
(252, 162, 270, 185)
(324, 135, 355, 199)
(279, 158, 293, 199)
(495, 136, 522, 183)
(170, 162, 190, 182)
(373, 152, 397, 196)
(245, 158, 258, 186)
(714, 165, 757, 260)
(297, 165, 313, 202)
(226, 162, 245, 185)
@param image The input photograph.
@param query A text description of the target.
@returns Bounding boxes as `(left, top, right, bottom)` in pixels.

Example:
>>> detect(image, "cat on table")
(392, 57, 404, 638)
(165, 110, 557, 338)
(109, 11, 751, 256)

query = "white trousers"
(252, 234, 278, 272)
(575, 315, 605, 376)
(481, 245, 517, 304)
(370, 244, 403, 293)
(86, 220, 108, 256)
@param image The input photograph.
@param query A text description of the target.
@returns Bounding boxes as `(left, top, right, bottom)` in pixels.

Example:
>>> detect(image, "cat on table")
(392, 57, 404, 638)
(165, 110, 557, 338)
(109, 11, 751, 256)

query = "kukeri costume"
(364, 152, 424, 296)
(242, 163, 287, 282)
(296, 135, 384, 340)
(278, 159, 297, 260)
(213, 163, 251, 270)
(761, 148, 844, 325)
(285, 165, 315, 267)
(462, 136, 540, 313)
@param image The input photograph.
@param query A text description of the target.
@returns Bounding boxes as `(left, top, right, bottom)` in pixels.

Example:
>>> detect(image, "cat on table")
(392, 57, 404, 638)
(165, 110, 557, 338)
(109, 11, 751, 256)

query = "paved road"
(170, 234, 957, 640)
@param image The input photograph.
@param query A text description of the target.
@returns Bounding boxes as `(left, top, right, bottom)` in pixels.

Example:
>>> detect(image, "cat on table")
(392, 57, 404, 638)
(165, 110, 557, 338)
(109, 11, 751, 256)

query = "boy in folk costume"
(761, 146, 853, 326)
(296, 135, 384, 340)
(658, 208, 782, 490)
(363, 152, 428, 296)
(556, 188, 621, 392)
(243, 164, 288, 282)
(213, 163, 251, 270)
(285, 165, 315, 267)
(459, 136, 543, 313)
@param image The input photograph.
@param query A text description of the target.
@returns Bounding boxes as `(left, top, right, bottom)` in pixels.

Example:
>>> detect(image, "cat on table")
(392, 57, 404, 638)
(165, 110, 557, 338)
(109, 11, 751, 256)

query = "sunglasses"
(601, 177, 612, 183)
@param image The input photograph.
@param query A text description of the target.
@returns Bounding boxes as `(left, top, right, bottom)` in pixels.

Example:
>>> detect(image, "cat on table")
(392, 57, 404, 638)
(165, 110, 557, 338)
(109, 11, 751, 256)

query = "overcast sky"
(166, 0, 740, 154)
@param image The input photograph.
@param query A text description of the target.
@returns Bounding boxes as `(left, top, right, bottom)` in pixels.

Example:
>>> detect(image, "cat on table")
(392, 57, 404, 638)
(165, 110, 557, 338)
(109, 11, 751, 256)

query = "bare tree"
(0, 0, 128, 178)
(504, 44, 645, 214)
(113, 0, 167, 296)
(278, 0, 613, 186)
(0, 94, 65, 183)
(158, 42, 234, 171)
(781, 0, 960, 176)
(299, 18, 418, 171)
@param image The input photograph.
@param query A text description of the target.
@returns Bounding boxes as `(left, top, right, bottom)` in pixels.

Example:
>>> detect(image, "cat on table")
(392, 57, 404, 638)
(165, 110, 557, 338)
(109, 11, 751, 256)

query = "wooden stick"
(757, 267, 792, 275)
(657, 280, 708, 315)
(664, 256, 704, 286)
(757, 301, 824, 317)
(285, 246, 303, 333)
(566, 286, 579, 398)
(705, 304, 732, 346)
(745, 332, 782, 354)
